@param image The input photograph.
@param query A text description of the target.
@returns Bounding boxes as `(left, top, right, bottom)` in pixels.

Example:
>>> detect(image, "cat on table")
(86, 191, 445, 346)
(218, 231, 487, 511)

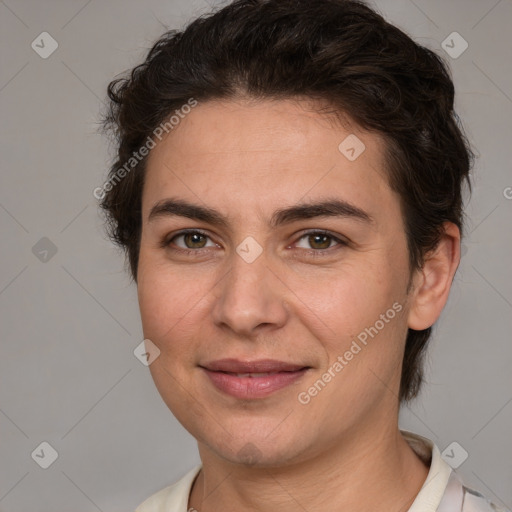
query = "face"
(137, 97, 415, 467)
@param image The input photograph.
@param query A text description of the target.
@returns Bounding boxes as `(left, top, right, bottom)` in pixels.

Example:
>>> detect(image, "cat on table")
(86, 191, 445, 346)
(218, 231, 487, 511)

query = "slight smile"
(200, 359, 311, 399)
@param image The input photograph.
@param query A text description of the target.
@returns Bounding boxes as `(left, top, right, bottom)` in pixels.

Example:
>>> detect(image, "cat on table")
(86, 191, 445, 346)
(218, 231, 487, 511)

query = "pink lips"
(200, 359, 309, 399)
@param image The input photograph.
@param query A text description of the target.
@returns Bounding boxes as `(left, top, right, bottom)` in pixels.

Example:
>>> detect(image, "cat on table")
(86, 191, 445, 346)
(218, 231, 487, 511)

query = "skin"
(137, 97, 460, 511)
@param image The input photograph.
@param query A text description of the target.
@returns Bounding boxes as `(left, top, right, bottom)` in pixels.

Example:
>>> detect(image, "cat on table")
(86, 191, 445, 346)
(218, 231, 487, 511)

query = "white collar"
(401, 430, 454, 511)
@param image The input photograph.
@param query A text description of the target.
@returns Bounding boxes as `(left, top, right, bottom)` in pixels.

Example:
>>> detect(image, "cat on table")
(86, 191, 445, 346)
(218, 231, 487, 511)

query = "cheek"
(302, 271, 408, 410)
(137, 259, 201, 346)
(298, 257, 408, 372)
(302, 264, 396, 330)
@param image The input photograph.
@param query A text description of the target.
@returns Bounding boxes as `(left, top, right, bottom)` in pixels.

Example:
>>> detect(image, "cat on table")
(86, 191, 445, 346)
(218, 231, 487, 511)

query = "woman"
(99, 1, 508, 510)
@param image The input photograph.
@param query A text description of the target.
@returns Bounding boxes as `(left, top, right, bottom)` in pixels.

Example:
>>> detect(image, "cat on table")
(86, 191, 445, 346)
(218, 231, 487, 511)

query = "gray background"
(1, 0, 511, 510)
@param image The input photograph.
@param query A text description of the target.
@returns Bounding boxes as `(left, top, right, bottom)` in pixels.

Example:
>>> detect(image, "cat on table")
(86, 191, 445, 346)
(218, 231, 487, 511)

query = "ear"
(407, 222, 461, 331)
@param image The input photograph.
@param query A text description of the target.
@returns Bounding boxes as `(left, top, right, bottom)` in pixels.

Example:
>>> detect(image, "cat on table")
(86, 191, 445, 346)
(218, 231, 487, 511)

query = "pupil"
(310, 234, 330, 249)
(186, 233, 205, 248)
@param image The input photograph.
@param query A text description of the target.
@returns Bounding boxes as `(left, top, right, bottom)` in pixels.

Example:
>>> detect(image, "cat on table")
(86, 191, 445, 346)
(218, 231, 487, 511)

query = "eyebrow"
(148, 197, 374, 228)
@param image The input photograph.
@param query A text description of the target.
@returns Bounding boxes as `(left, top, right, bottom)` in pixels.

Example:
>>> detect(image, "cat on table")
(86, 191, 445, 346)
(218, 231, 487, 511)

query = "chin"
(199, 424, 312, 469)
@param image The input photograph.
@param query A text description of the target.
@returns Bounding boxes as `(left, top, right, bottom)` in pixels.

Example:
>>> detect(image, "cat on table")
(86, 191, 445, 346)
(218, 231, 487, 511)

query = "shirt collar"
(401, 429, 455, 512)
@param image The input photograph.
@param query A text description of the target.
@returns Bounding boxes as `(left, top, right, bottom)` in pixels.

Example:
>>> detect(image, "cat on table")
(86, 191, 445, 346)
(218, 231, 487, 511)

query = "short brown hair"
(100, 0, 474, 402)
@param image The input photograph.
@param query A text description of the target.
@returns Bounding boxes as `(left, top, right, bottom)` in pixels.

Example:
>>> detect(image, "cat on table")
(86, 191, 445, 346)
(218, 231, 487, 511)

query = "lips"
(200, 359, 310, 399)
(202, 359, 306, 373)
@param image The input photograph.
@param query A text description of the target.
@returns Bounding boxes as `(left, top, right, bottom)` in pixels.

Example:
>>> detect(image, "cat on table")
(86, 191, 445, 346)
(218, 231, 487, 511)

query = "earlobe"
(407, 222, 461, 331)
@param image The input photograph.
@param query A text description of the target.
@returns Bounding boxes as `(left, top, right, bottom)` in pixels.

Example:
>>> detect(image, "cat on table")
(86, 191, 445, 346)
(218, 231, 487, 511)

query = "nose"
(211, 249, 289, 338)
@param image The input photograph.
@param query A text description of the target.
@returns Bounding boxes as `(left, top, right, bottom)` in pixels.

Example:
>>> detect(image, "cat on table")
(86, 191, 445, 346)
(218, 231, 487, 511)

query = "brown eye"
(164, 230, 216, 251)
(182, 232, 207, 249)
(307, 233, 333, 250)
(295, 231, 345, 251)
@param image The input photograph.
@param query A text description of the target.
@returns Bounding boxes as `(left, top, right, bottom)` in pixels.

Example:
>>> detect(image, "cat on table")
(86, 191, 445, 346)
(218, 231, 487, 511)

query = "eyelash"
(162, 229, 348, 257)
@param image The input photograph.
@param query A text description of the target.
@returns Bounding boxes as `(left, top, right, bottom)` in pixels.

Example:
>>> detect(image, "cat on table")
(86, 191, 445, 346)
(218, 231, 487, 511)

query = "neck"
(189, 424, 429, 512)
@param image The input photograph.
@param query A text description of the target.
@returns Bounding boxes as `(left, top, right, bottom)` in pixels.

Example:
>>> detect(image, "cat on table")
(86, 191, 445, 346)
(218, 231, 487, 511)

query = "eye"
(294, 230, 347, 252)
(164, 230, 218, 251)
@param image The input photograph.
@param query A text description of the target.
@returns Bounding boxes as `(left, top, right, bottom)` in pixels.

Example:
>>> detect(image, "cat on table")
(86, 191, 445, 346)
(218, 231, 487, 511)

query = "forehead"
(142, 98, 396, 225)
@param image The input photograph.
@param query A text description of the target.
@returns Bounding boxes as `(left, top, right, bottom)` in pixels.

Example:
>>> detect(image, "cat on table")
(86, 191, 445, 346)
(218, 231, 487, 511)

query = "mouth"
(199, 359, 311, 399)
